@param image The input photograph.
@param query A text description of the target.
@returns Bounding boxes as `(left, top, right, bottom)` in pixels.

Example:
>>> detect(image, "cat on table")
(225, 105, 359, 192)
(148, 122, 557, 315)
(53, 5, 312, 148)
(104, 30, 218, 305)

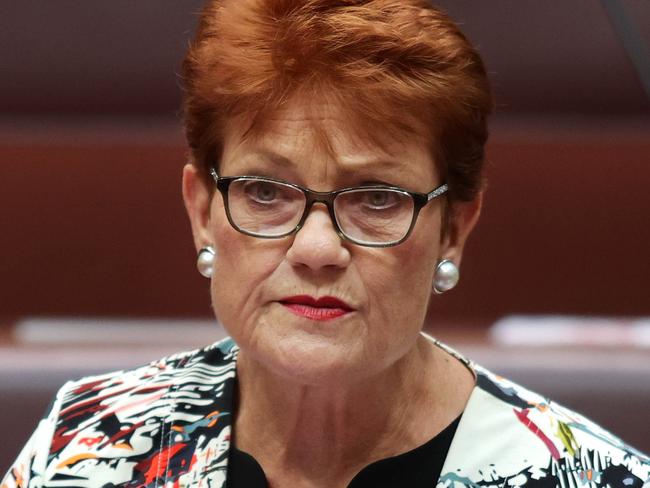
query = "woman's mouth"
(278, 295, 354, 321)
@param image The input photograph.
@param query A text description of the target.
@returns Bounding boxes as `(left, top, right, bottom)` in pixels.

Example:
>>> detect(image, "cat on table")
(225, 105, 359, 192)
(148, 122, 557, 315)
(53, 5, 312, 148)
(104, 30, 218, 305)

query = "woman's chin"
(249, 332, 372, 387)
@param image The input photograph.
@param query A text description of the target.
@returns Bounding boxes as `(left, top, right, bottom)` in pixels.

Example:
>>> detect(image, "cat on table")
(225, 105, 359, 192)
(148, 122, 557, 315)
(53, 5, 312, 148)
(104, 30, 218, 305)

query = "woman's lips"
(278, 295, 354, 321)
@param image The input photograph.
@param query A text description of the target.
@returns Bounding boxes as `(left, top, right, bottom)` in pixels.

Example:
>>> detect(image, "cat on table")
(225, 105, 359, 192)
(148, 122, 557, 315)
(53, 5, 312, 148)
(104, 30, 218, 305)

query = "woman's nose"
(286, 205, 351, 270)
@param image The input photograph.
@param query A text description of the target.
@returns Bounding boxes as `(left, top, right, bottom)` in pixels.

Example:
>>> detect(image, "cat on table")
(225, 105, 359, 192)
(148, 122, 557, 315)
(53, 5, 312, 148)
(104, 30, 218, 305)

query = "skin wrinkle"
(182, 98, 481, 488)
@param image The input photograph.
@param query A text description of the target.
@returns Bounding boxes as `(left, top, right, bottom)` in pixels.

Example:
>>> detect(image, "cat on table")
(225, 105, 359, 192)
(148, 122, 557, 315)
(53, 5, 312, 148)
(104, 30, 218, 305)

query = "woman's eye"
(363, 191, 396, 208)
(245, 182, 278, 202)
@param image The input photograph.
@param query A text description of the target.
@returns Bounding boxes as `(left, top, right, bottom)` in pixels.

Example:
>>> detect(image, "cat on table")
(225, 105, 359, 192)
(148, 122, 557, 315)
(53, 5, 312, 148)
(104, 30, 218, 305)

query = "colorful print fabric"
(2, 337, 649, 487)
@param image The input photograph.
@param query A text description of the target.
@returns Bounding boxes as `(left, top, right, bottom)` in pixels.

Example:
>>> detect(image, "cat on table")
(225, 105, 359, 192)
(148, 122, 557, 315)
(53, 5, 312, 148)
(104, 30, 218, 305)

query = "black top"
(226, 415, 461, 488)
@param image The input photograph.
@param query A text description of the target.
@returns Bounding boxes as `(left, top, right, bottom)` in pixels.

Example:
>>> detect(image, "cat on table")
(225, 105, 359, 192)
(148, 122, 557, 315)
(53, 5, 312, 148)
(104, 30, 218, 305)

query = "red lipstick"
(279, 295, 354, 321)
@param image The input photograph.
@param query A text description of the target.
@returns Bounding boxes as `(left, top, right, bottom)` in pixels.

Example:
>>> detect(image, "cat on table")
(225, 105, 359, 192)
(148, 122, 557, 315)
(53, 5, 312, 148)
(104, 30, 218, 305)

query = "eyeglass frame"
(209, 166, 448, 248)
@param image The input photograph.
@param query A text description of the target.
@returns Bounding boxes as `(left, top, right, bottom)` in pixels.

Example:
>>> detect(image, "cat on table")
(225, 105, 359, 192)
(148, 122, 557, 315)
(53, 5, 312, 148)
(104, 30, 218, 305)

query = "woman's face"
(184, 101, 479, 386)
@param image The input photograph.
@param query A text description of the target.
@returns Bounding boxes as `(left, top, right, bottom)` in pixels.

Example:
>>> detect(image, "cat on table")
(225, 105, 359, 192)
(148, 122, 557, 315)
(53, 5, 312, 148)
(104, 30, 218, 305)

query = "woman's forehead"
(221, 100, 439, 184)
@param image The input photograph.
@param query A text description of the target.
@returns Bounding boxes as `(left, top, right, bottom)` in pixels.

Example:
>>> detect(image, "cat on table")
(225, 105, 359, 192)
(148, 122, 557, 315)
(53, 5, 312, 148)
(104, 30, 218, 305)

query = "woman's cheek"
(213, 239, 285, 318)
(361, 249, 417, 297)
(362, 250, 433, 329)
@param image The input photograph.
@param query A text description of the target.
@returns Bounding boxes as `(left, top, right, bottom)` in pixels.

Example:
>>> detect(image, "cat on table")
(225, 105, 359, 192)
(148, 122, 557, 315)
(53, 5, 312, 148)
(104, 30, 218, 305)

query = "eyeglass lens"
(226, 178, 415, 244)
(333, 188, 414, 245)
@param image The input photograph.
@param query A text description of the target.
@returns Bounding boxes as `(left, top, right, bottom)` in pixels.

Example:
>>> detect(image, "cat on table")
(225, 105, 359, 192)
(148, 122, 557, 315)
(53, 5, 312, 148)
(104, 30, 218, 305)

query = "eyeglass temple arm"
(427, 183, 448, 201)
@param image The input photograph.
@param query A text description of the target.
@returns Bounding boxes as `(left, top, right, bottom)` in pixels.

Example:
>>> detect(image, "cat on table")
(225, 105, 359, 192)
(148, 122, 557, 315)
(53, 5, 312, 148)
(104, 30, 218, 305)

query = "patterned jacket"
(3, 336, 649, 488)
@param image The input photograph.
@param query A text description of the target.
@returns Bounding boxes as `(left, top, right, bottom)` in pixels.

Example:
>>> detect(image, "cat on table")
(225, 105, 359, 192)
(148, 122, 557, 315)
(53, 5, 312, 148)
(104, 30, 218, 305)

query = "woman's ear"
(182, 163, 213, 252)
(439, 192, 483, 266)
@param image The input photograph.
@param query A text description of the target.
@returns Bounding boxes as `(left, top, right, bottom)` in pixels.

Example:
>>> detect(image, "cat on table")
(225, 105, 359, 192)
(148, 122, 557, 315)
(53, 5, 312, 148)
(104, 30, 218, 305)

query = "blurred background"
(1, 0, 649, 470)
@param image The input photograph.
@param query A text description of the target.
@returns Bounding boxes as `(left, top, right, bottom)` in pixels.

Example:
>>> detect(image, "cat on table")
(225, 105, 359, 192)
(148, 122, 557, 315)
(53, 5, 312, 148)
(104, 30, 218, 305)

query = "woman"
(3, 0, 648, 487)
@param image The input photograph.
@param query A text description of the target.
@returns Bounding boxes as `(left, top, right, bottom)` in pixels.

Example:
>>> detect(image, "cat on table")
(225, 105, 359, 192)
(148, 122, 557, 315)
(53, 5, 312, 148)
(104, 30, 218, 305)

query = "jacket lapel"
(436, 383, 554, 487)
(169, 339, 238, 488)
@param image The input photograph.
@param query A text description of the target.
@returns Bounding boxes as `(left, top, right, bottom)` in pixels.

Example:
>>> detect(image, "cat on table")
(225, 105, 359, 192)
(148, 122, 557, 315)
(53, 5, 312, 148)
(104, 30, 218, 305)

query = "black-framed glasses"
(209, 167, 448, 248)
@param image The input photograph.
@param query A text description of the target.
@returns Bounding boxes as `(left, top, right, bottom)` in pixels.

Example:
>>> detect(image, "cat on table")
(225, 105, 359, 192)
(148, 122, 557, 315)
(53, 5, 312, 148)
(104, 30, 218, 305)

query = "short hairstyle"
(182, 0, 493, 202)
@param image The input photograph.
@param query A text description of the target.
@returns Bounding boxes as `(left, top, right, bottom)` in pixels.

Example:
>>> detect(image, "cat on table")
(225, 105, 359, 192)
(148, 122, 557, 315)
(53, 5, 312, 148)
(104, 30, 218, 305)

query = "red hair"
(182, 0, 493, 201)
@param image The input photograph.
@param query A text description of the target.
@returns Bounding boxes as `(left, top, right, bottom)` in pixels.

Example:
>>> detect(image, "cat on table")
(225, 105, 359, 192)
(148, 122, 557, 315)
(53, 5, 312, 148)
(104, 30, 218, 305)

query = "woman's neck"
(232, 335, 474, 487)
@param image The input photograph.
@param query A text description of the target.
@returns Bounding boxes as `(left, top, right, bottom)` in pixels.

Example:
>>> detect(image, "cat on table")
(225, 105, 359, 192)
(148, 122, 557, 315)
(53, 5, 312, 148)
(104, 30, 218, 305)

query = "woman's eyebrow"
(237, 150, 414, 181)
(337, 159, 408, 172)
(242, 150, 295, 168)
(333, 160, 421, 186)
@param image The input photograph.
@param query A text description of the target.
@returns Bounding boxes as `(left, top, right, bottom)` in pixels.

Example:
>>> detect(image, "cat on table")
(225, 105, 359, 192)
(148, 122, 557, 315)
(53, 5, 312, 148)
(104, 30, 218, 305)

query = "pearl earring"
(433, 259, 459, 294)
(196, 246, 216, 278)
